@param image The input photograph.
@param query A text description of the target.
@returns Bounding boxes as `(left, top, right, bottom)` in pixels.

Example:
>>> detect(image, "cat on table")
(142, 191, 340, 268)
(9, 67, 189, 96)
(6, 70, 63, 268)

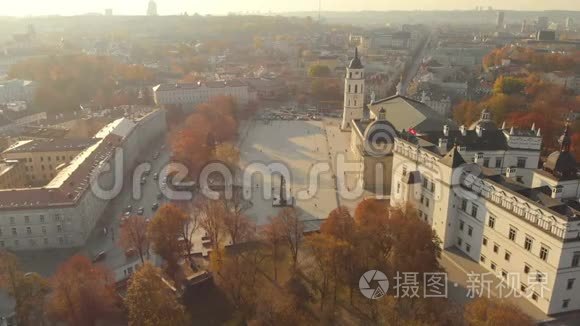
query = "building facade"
(390, 121, 580, 315)
(341, 48, 365, 130)
(152, 80, 255, 109)
(0, 109, 166, 251)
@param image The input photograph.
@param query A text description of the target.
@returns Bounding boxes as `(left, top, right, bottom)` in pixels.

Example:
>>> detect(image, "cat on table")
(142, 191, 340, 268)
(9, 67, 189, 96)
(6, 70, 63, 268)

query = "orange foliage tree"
(46, 255, 118, 326)
(464, 297, 534, 326)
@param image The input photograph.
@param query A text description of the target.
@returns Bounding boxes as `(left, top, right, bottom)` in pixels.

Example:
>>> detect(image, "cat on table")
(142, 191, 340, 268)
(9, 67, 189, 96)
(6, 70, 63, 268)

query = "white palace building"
(390, 113, 580, 315)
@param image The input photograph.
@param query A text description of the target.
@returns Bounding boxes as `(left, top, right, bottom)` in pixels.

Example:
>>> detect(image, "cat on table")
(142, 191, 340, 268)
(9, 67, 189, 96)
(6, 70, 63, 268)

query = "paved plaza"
(239, 118, 374, 225)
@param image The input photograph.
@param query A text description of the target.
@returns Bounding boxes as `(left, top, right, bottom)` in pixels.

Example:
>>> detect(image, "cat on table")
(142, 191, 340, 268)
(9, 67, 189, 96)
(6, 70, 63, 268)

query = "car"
(125, 205, 132, 213)
(152, 203, 159, 211)
(137, 207, 144, 215)
(153, 173, 159, 181)
(123, 211, 131, 217)
(92, 251, 107, 263)
(140, 178, 146, 185)
(125, 248, 137, 257)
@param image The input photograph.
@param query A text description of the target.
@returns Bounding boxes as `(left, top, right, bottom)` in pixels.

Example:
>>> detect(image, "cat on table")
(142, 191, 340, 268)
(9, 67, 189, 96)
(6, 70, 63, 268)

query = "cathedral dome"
(469, 108, 497, 131)
(543, 121, 577, 180)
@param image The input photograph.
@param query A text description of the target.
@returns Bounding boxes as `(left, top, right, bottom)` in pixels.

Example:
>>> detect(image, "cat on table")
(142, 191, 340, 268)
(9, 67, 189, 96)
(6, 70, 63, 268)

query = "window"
(459, 220, 464, 231)
(567, 279, 575, 290)
(524, 236, 533, 251)
(40, 215, 45, 223)
(11, 228, 17, 236)
(501, 270, 507, 279)
(517, 157, 527, 168)
(491, 262, 497, 270)
(493, 243, 499, 253)
(54, 214, 61, 222)
(26, 227, 31, 235)
(536, 271, 545, 282)
(425, 198, 430, 207)
(482, 237, 488, 246)
(563, 299, 570, 309)
(420, 195, 424, 204)
(471, 205, 478, 218)
(488, 216, 495, 228)
(524, 264, 530, 274)
(480, 255, 486, 263)
(509, 227, 517, 241)
(24, 216, 30, 224)
(495, 158, 502, 168)
(42, 226, 46, 235)
(423, 178, 428, 188)
(532, 292, 538, 301)
(466, 244, 471, 253)
(540, 245, 549, 261)
(572, 253, 580, 267)
(430, 182, 435, 192)
(9, 216, 14, 225)
(483, 158, 490, 167)
(57, 224, 63, 233)
(468, 226, 473, 237)
(520, 283, 527, 292)
(461, 199, 467, 211)
(457, 238, 463, 246)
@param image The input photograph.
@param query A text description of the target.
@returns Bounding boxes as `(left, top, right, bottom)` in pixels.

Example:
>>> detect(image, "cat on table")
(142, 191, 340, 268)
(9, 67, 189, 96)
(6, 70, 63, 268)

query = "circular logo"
(362, 122, 397, 157)
(450, 162, 482, 201)
(359, 270, 389, 299)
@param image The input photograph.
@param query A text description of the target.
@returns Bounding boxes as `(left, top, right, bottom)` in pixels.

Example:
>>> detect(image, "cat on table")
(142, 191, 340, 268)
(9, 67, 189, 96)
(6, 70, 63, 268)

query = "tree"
(181, 211, 201, 267)
(452, 100, 481, 126)
(493, 76, 525, 95)
(321, 206, 355, 242)
(125, 263, 190, 326)
(211, 142, 240, 171)
(119, 216, 150, 264)
(308, 64, 331, 77)
(274, 207, 304, 268)
(148, 204, 189, 281)
(46, 255, 118, 326)
(262, 216, 286, 281)
(0, 251, 50, 325)
(196, 197, 228, 251)
(464, 297, 534, 326)
(223, 212, 255, 246)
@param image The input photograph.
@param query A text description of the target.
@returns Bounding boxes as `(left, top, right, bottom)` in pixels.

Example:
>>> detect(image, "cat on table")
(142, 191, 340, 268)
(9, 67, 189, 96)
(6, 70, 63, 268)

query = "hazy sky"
(3, 0, 580, 16)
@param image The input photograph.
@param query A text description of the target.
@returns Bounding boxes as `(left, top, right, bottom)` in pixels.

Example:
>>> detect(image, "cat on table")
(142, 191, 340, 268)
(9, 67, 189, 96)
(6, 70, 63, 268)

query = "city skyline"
(3, 0, 580, 17)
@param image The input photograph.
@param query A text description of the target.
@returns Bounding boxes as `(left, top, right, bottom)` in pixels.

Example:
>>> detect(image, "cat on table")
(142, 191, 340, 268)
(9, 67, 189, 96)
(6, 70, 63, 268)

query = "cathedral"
(341, 48, 453, 194)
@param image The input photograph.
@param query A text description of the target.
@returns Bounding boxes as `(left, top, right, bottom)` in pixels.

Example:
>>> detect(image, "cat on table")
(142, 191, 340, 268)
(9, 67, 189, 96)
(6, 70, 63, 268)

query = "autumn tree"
(125, 263, 190, 326)
(452, 100, 481, 126)
(464, 297, 534, 326)
(493, 76, 525, 95)
(196, 197, 228, 251)
(262, 216, 286, 281)
(119, 215, 150, 264)
(211, 142, 241, 171)
(46, 255, 118, 326)
(0, 251, 50, 325)
(148, 204, 189, 281)
(308, 64, 331, 77)
(274, 207, 304, 268)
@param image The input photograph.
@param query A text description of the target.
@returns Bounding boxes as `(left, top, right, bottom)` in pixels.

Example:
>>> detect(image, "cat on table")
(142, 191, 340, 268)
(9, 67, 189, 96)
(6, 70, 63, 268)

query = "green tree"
(308, 64, 331, 77)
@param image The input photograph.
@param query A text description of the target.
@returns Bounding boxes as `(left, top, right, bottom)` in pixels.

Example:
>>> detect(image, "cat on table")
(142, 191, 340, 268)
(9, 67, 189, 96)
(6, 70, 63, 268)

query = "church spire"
(559, 119, 572, 152)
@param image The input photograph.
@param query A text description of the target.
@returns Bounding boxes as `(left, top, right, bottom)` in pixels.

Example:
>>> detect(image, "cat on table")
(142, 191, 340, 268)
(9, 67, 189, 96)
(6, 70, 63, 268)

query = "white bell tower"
(341, 47, 365, 130)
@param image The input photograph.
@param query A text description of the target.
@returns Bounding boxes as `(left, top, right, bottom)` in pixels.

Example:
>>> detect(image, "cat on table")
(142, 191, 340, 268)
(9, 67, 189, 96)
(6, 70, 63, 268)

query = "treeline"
(453, 74, 580, 156)
(8, 55, 154, 113)
(483, 46, 580, 73)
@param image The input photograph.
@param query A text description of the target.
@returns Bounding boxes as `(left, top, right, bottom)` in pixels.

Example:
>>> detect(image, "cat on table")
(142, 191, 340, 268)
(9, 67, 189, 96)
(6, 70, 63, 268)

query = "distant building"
(243, 77, 287, 100)
(496, 11, 505, 29)
(152, 80, 255, 108)
(537, 30, 557, 41)
(147, 0, 158, 16)
(0, 160, 28, 189)
(537, 16, 549, 31)
(0, 79, 37, 104)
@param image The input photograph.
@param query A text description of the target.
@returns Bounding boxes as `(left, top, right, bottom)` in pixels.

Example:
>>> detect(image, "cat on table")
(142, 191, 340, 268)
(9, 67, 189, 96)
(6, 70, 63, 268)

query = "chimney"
(531, 122, 536, 131)
(476, 125, 483, 137)
(443, 124, 449, 137)
(460, 125, 466, 136)
(438, 138, 448, 151)
(505, 167, 517, 178)
(551, 185, 563, 199)
(501, 121, 506, 130)
(474, 152, 484, 165)
(510, 126, 514, 135)
(536, 128, 541, 137)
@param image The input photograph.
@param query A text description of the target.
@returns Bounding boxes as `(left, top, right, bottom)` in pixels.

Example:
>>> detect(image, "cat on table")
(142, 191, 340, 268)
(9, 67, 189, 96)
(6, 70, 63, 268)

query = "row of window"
(2, 214, 62, 225)
(486, 216, 552, 262)
(0, 236, 67, 248)
(26, 155, 73, 163)
(460, 199, 478, 218)
(0, 224, 63, 237)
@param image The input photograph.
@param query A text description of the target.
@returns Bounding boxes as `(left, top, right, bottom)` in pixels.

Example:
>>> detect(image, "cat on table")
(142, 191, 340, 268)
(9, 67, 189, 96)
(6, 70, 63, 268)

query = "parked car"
(92, 251, 107, 263)
(152, 203, 159, 211)
(137, 207, 144, 215)
(125, 205, 132, 213)
(153, 173, 159, 181)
